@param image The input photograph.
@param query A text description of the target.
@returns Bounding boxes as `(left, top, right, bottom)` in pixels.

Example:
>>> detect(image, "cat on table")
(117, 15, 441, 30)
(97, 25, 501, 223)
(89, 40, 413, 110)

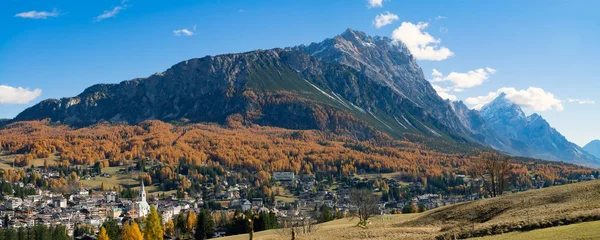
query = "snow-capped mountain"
(472, 93, 600, 166)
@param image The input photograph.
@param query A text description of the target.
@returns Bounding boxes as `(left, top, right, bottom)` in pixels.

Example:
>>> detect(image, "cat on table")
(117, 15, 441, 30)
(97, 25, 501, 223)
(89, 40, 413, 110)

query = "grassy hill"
(403, 179, 600, 239)
(221, 180, 600, 240)
(473, 220, 600, 240)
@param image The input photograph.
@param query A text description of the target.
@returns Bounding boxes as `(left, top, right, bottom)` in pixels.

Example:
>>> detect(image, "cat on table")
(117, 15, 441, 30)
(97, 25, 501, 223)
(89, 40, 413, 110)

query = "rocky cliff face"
(294, 29, 469, 136)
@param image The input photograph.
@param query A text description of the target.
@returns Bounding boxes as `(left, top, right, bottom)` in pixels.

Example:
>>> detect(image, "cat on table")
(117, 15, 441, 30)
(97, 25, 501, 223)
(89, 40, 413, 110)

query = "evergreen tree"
(175, 213, 188, 236)
(17, 227, 25, 240)
(418, 203, 426, 213)
(102, 218, 121, 240)
(51, 226, 70, 240)
(4, 228, 16, 240)
(319, 206, 334, 223)
(195, 209, 215, 240)
(144, 205, 164, 240)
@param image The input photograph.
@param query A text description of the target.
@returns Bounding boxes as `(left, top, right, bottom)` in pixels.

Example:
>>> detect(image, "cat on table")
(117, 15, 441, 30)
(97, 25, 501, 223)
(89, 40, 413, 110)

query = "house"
(251, 198, 263, 207)
(273, 172, 295, 181)
(228, 199, 252, 211)
(5, 198, 23, 210)
(106, 192, 118, 202)
(107, 207, 123, 219)
(53, 197, 67, 208)
(78, 188, 89, 196)
(75, 234, 96, 240)
(241, 200, 251, 211)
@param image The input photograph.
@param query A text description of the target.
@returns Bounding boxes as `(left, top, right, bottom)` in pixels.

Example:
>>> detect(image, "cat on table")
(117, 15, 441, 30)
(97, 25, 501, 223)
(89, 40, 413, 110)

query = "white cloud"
(367, 0, 385, 8)
(392, 22, 454, 61)
(465, 87, 564, 111)
(434, 16, 447, 20)
(0, 85, 42, 104)
(15, 9, 59, 19)
(432, 84, 457, 101)
(443, 67, 496, 88)
(566, 98, 595, 105)
(173, 29, 194, 36)
(431, 69, 443, 82)
(373, 12, 399, 28)
(95, 6, 124, 22)
(430, 67, 496, 89)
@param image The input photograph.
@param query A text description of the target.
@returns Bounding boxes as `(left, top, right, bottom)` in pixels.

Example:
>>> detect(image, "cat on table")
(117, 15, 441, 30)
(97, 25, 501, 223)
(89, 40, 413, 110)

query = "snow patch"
(348, 102, 366, 114)
(331, 92, 352, 110)
(401, 115, 415, 128)
(305, 80, 336, 100)
(369, 111, 393, 130)
(393, 116, 408, 129)
(422, 124, 442, 137)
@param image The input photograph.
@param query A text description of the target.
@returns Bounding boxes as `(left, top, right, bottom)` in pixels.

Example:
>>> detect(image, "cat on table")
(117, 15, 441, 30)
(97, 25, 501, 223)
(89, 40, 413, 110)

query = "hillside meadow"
(221, 180, 600, 240)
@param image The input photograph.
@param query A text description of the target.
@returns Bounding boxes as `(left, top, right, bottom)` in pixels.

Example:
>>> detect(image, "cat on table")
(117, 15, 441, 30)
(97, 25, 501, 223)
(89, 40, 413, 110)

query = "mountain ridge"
(13, 29, 476, 145)
(471, 93, 600, 166)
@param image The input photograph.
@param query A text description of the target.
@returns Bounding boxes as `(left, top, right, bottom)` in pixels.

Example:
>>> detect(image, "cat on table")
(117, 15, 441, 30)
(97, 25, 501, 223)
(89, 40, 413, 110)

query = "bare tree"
(471, 152, 513, 197)
(349, 188, 379, 227)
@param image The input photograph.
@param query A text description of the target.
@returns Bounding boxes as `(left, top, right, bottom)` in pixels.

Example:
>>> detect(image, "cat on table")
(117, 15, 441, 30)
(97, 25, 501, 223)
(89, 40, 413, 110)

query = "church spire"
(140, 179, 147, 201)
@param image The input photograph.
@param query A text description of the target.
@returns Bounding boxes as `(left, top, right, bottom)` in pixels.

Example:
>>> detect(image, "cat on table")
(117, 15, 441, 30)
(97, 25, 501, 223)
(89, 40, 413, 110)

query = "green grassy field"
(472, 220, 600, 240)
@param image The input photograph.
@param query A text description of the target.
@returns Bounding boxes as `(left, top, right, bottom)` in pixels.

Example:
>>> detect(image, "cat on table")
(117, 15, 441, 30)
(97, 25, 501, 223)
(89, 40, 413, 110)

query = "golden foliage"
(122, 221, 143, 240)
(0, 120, 592, 184)
(97, 226, 110, 240)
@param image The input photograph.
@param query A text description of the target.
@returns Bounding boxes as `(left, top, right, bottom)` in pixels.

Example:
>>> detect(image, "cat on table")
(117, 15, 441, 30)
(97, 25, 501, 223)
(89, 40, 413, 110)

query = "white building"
(136, 180, 151, 218)
(273, 172, 295, 181)
(5, 198, 22, 210)
(53, 197, 67, 208)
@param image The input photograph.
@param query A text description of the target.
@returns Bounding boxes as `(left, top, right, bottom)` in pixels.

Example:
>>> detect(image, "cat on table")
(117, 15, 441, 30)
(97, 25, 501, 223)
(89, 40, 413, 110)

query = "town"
(0, 157, 597, 239)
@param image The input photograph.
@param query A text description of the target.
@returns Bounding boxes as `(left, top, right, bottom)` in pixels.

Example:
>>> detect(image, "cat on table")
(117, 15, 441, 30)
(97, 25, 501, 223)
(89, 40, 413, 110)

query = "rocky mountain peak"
(293, 29, 468, 134)
(480, 93, 526, 121)
(472, 93, 600, 166)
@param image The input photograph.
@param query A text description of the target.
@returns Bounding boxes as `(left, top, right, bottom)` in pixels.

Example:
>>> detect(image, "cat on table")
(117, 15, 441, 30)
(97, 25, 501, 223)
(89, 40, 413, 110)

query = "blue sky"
(1, 0, 599, 146)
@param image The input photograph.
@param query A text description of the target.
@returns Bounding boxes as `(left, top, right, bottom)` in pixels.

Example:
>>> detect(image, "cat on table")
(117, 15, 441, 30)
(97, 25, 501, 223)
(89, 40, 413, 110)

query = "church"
(136, 180, 151, 218)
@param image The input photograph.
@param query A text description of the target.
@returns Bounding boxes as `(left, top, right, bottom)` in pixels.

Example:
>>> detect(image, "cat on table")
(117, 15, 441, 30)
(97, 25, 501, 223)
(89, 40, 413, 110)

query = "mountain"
(449, 100, 531, 156)
(477, 93, 600, 166)
(293, 29, 470, 136)
(583, 140, 600, 159)
(13, 29, 475, 144)
(10, 29, 596, 166)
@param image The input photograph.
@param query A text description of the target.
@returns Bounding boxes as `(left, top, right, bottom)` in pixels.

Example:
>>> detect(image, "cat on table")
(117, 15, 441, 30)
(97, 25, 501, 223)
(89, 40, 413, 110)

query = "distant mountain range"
(453, 93, 599, 166)
(9, 29, 600, 167)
